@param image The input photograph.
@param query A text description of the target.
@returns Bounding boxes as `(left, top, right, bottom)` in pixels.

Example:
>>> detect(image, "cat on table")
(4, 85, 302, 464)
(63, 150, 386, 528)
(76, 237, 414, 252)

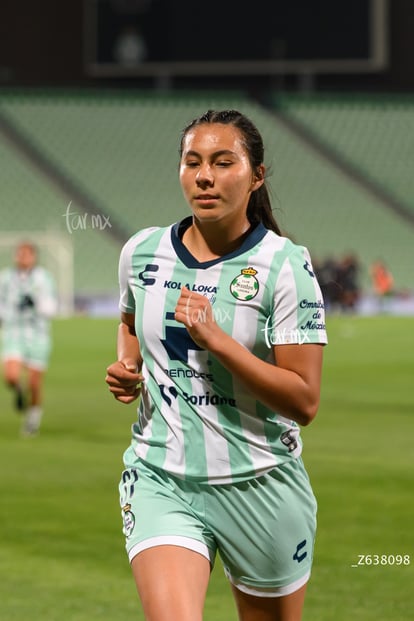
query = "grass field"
(0, 315, 413, 620)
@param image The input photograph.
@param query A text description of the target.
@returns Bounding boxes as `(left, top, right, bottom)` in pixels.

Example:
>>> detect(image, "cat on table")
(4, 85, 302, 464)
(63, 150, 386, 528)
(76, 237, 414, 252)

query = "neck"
(182, 217, 252, 262)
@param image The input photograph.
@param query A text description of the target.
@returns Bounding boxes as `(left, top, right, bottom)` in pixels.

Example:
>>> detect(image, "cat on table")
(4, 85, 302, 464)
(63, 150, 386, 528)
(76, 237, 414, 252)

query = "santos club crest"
(122, 503, 136, 538)
(230, 267, 259, 301)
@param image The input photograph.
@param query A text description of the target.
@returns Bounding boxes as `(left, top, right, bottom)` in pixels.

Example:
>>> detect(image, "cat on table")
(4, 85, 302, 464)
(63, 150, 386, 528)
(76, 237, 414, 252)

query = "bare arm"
(105, 312, 144, 404)
(175, 287, 323, 426)
(209, 336, 322, 426)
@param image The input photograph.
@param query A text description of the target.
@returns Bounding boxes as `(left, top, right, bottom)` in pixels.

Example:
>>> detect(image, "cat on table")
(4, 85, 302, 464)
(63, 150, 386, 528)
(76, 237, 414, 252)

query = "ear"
(251, 164, 266, 192)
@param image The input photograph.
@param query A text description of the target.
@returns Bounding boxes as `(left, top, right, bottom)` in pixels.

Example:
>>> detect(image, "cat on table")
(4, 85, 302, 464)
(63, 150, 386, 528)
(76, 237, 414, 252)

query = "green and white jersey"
(0, 266, 57, 342)
(119, 217, 327, 484)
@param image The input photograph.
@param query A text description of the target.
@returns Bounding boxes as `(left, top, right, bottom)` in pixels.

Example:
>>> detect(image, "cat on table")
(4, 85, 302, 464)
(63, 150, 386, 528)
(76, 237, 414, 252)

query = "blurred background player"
(0, 241, 58, 435)
(370, 259, 395, 312)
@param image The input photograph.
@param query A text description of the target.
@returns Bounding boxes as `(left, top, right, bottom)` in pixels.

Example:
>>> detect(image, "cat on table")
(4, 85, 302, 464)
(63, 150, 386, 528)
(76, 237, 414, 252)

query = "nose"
(196, 163, 214, 187)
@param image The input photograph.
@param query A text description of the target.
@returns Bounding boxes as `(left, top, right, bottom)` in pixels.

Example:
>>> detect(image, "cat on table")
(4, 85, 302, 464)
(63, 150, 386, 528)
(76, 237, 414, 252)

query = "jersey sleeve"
(118, 238, 136, 314)
(270, 244, 328, 345)
(118, 226, 162, 315)
(36, 269, 58, 318)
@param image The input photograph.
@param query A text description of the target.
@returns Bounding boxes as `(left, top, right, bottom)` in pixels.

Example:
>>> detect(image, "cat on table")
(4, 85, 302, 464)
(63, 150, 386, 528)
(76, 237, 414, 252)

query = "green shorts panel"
(119, 456, 317, 592)
(205, 458, 317, 590)
(1, 334, 52, 369)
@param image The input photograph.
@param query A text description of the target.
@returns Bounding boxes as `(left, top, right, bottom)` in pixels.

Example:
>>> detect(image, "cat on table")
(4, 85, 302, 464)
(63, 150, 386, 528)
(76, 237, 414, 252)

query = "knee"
(4, 371, 19, 387)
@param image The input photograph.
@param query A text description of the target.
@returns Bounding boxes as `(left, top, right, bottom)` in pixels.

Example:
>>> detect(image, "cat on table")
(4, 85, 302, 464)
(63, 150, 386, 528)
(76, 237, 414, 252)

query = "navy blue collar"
(171, 217, 268, 269)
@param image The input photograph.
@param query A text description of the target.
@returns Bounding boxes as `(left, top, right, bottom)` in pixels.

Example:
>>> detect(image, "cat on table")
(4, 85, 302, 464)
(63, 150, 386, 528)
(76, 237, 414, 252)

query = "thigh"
(2, 357, 23, 383)
(119, 461, 215, 620)
(2, 332, 24, 380)
(231, 582, 308, 621)
(132, 545, 210, 621)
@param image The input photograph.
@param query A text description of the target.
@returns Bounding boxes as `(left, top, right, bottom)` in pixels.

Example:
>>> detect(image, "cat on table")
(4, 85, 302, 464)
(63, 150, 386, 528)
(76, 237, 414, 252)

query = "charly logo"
(303, 260, 315, 278)
(230, 267, 259, 301)
(293, 539, 307, 563)
(138, 264, 159, 286)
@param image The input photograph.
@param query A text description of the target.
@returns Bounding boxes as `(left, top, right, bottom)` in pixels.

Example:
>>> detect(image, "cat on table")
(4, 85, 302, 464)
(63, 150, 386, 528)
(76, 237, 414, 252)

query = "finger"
(121, 357, 140, 373)
(109, 386, 139, 397)
(176, 286, 196, 307)
(106, 359, 141, 374)
(106, 367, 143, 382)
(175, 305, 195, 328)
(115, 394, 140, 404)
(108, 384, 141, 397)
(106, 374, 142, 389)
(184, 292, 193, 326)
(112, 389, 141, 404)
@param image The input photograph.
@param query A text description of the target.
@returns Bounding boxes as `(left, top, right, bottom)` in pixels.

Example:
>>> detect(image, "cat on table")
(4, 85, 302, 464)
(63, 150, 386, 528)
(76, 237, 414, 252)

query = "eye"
(216, 160, 232, 167)
(185, 160, 199, 168)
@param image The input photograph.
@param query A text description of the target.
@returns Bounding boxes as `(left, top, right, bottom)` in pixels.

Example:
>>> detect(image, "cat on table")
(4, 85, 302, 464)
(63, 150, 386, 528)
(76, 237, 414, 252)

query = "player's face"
(179, 123, 264, 228)
(15, 245, 36, 270)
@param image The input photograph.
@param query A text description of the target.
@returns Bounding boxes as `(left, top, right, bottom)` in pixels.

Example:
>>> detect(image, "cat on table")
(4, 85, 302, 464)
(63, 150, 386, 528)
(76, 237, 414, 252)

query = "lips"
(195, 194, 219, 200)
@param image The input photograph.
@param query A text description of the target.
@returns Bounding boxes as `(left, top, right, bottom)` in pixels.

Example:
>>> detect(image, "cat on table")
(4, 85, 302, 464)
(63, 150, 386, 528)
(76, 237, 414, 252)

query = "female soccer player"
(106, 109, 327, 621)
(0, 241, 57, 435)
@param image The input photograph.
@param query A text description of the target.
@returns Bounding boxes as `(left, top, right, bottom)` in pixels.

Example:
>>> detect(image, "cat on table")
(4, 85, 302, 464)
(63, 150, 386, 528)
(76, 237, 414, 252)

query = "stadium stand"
(0, 90, 413, 313)
(268, 93, 414, 295)
(273, 94, 414, 216)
